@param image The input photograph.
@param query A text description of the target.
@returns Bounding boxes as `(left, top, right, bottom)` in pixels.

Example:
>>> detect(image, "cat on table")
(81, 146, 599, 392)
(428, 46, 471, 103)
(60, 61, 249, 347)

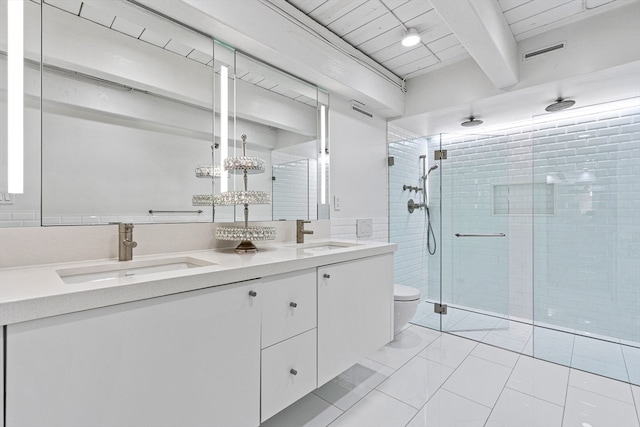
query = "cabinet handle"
(290, 368, 298, 376)
(323, 274, 331, 279)
(248, 290, 257, 297)
(290, 302, 298, 308)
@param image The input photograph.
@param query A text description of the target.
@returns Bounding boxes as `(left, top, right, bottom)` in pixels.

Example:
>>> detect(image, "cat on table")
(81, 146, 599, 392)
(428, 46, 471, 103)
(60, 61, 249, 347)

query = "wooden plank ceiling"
(285, 0, 631, 80)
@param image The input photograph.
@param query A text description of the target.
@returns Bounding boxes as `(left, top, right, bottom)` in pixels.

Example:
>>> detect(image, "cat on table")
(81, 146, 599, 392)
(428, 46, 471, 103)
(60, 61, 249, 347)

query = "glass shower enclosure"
(388, 97, 640, 385)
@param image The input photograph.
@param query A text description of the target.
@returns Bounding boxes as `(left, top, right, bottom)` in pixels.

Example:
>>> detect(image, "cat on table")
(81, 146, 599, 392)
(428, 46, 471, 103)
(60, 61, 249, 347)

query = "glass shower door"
(438, 133, 515, 345)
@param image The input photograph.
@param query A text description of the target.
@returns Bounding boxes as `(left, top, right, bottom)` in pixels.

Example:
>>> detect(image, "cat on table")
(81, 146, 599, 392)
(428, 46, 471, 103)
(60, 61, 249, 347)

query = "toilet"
(393, 284, 421, 335)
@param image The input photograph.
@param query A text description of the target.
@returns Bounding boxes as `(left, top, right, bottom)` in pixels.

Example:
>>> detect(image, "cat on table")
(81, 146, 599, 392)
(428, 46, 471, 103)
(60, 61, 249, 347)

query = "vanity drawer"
(261, 269, 316, 348)
(261, 329, 317, 422)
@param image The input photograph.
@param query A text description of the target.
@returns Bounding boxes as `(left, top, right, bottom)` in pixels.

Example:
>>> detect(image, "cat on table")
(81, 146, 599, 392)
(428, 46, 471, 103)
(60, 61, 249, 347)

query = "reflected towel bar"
(149, 210, 203, 214)
(455, 233, 506, 237)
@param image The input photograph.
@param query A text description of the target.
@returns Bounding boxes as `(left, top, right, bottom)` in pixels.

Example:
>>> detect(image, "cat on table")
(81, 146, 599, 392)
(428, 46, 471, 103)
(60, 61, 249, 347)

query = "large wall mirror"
(0, 0, 329, 227)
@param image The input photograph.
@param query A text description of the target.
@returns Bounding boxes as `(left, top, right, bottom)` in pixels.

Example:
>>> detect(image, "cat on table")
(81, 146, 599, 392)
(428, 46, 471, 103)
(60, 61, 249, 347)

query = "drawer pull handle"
(323, 274, 331, 279)
(248, 290, 257, 297)
(290, 302, 298, 308)
(290, 369, 298, 376)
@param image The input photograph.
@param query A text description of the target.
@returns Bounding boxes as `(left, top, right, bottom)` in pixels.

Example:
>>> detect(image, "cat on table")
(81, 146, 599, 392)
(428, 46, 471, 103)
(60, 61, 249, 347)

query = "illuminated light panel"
(7, 0, 24, 194)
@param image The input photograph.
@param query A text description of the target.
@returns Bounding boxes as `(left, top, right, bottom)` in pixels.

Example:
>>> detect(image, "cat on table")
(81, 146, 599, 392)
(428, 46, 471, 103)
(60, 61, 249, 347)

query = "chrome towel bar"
(149, 210, 203, 214)
(455, 233, 506, 237)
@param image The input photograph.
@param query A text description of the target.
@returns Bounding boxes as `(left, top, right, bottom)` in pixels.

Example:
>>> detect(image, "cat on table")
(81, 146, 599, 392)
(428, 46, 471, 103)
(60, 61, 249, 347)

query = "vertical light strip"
(7, 0, 24, 194)
(220, 65, 228, 193)
(320, 104, 326, 204)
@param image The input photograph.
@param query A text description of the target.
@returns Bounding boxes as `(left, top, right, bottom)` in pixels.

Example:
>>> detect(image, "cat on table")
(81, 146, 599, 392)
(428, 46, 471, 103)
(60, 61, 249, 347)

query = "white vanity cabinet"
(5, 280, 262, 427)
(317, 254, 394, 386)
(260, 269, 317, 422)
(1, 245, 396, 426)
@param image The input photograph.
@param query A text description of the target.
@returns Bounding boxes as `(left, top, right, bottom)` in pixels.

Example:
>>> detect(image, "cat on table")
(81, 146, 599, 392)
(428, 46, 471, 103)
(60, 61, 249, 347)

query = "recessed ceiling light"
(460, 116, 483, 127)
(402, 28, 421, 47)
(545, 97, 575, 112)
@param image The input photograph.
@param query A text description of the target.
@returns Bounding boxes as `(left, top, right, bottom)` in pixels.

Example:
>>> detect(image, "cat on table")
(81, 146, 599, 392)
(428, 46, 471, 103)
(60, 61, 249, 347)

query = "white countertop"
(0, 240, 396, 325)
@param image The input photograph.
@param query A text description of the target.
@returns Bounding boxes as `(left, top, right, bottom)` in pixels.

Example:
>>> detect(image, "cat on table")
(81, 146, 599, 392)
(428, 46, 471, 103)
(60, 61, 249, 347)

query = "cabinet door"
(6, 280, 261, 427)
(317, 254, 394, 386)
(261, 269, 316, 348)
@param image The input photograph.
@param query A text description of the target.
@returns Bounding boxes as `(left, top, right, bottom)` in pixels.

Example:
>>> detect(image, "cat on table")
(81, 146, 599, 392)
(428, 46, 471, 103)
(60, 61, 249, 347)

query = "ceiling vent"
(523, 42, 566, 61)
(351, 101, 373, 118)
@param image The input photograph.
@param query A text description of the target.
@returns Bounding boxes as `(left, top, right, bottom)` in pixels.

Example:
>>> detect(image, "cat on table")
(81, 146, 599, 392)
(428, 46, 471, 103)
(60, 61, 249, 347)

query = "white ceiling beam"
(134, 0, 405, 118)
(430, 0, 519, 89)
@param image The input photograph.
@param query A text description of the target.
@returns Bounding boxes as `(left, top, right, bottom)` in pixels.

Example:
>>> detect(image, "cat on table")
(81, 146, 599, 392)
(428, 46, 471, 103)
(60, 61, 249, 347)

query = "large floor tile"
(486, 388, 564, 427)
(400, 325, 442, 345)
(632, 385, 640, 420)
(571, 335, 629, 382)
(368, 332, 433, 370)
(442, 355, 513, 408)
(470, 342, 519, 368)
(531, 327, 575, 366)
(260, 393, 343, 427)
(377, 356, 454, 409)
(446, 310, 498, 341)
(328, 390, 417, 427)
(481, 320, 532, 353)
(313, 358, 395, 411)
(622, 345, 640, 386)
(406, 389, 491, 427)
(563, 386, 640, 427)
(435, 307, 473, 331)
(506, 355, 569, 405)
(568, 368, 635, 404)
(418, 333, 477, 368)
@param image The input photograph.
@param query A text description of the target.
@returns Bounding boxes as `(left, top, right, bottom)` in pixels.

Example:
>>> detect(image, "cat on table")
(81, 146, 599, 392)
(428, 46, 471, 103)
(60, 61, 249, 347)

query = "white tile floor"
(261, 325, 640, 427)
(412, 303, 640, 385)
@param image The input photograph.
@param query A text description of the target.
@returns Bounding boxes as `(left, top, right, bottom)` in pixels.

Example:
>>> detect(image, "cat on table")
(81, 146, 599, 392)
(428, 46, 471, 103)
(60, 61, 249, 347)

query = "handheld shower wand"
(419, 155, 438, 255)
(420, 155, 438, 207)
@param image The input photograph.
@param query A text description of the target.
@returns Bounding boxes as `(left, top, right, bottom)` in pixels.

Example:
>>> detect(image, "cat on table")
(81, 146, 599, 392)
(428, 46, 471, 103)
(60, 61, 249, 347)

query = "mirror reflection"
(1, 0, 328, 227)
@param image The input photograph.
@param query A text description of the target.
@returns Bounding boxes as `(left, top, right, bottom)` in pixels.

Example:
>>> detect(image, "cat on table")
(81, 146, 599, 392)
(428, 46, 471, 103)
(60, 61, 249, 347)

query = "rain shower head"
(545, 97, 575, 112)
(460, 116, 483, 127)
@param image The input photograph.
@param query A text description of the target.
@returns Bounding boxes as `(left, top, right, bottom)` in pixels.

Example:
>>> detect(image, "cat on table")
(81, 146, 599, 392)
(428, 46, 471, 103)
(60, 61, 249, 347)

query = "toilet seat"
(394, 284, 420, 301)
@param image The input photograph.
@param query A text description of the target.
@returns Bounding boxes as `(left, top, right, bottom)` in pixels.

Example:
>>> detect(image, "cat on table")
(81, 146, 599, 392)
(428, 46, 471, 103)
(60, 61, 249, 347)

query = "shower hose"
(425, 206, 436, 255)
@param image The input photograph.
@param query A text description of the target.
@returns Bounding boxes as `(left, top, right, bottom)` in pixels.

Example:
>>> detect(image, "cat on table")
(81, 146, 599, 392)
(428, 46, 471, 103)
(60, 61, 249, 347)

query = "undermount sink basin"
(303, 245, 350, 252)
(57, 257, 216, 284)
(295, 241, 361, 252)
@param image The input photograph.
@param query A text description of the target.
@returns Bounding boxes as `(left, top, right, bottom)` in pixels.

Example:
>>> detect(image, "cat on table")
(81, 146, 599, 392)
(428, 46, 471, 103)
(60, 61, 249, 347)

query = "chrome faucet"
(119, 223, 138, 261)
(296, 220, 313, 244)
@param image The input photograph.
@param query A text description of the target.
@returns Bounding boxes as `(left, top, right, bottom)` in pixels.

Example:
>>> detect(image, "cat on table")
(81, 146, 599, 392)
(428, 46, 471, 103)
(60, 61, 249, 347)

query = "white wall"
(328, 96, 389, 242)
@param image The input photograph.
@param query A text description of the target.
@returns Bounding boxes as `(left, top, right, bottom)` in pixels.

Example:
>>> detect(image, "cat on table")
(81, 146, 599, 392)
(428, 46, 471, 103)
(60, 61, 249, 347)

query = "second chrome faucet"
(296, 220, 313, 244)
(119, 223, 138, 261)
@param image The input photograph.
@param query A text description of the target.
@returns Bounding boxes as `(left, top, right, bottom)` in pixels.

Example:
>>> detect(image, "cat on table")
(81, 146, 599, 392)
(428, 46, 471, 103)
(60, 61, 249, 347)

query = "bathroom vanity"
(0, 240, 395, 426)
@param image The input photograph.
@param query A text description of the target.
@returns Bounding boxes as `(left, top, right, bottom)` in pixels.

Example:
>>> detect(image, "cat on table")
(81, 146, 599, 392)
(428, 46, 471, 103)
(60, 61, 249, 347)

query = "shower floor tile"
(572, 335, 629, 383)
(411, 309, 638, 386)
(262, 325, 640, 427)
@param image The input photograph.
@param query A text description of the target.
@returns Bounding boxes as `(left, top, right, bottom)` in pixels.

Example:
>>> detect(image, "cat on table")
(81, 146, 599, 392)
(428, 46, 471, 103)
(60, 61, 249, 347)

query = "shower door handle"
(455, 233, 506, 237)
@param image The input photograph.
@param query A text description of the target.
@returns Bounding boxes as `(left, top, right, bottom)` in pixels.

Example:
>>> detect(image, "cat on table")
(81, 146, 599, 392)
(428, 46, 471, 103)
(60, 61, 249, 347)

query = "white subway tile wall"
(330, 217, 388, 243)
(272, 152, 318, 221)
(0, 210, 41, 227)
(388, 99, 640, 344)
(388, 124, 432, 302)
